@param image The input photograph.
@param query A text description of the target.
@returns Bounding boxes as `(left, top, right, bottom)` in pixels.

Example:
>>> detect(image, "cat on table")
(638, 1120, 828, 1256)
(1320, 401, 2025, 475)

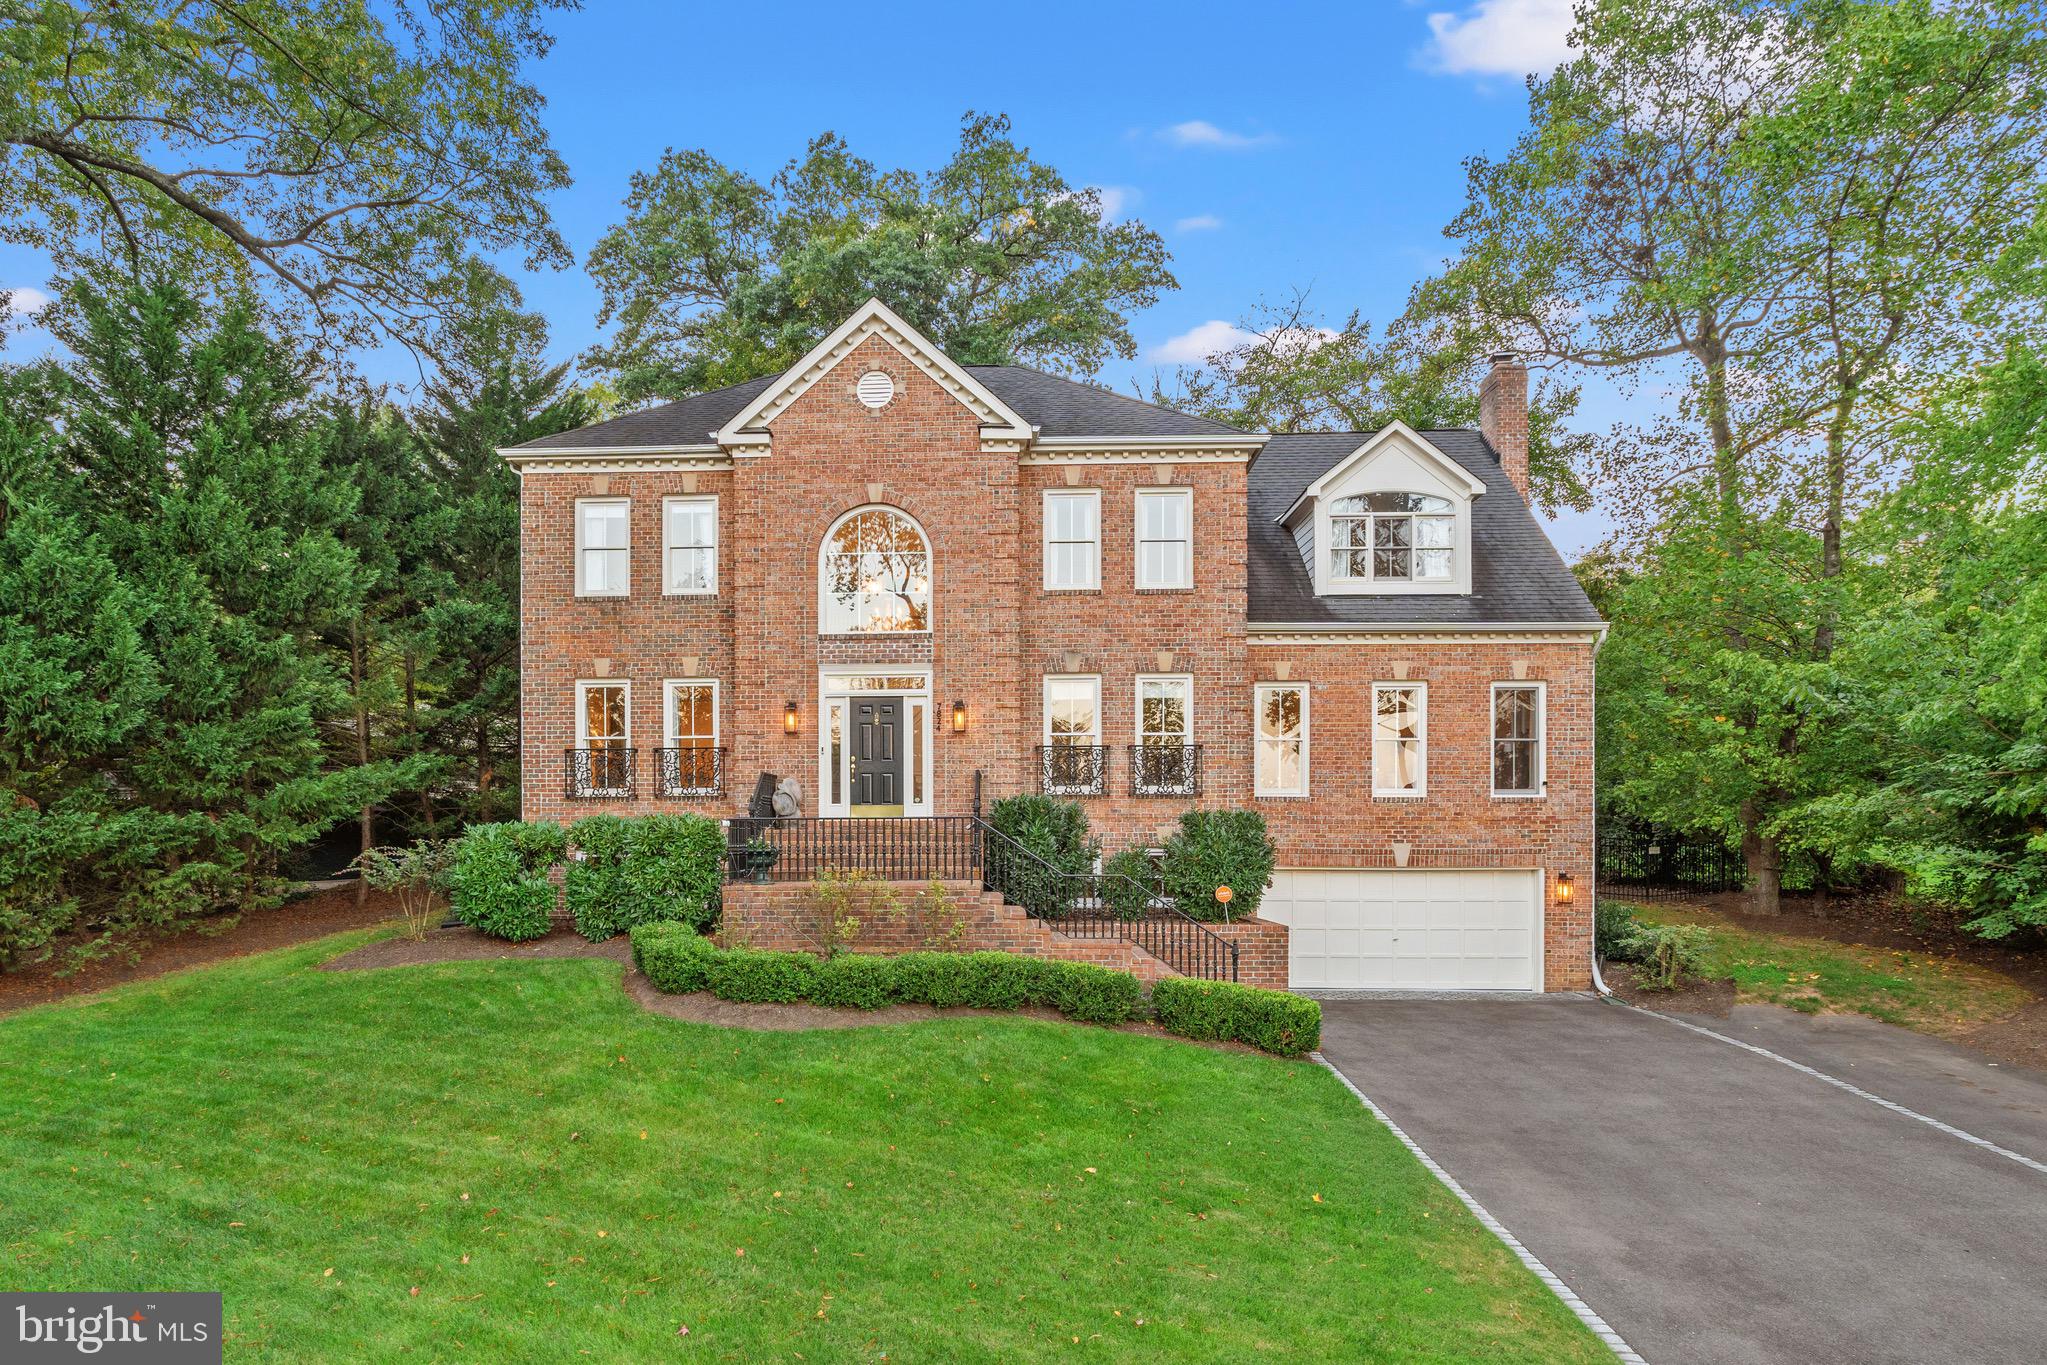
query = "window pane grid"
(1372, 684, 1425, 793)
(1328, 495, 1455, 583)
(1135, 490, 1191, 589)
(665, 498, 716, 593)
(1044, 492, 1099, 589)
(1255, 684, 1306, 795)
(1492, 685, 1542, 794)
(823, 507, 930, 632)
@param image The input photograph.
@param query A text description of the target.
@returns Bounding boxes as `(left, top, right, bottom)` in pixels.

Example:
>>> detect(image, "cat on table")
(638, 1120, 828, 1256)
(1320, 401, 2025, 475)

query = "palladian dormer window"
(1329, 493, 1455, 583)
(821, 505, 931, 633)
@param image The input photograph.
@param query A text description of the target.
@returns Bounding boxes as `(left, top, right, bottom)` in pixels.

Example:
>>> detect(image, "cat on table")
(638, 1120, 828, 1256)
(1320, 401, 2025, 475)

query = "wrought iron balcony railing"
(1037, 744, 1109, 797)
(565, 746, 637, 799)
(1128, 744, 1201, 797)
(656, 746, 726, 798)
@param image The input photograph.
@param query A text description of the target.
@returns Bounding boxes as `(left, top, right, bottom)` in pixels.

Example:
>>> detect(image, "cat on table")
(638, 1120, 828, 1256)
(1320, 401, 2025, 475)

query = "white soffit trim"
(1247, 622, 1609, 645)
(1277, 420, 1488, 524)
(713, 297, 1033, 451)
(498, 444, 729, 473)
(1021, 435, 1267, 465)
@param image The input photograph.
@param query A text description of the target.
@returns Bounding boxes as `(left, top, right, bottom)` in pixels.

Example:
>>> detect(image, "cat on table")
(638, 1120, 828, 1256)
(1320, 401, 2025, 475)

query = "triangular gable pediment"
(714, 298, 1034, 453)
(1279, 420, 1487, 524)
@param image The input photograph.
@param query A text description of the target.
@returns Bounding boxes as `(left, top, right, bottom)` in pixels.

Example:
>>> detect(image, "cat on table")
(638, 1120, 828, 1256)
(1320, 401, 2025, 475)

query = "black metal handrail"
(1037, 744, 1109, 796)
(566, 746, 637, 799)
(725, 816, 984, 884)
(1129, 744, 1201, 797)
(656, 746, 726, 798)
(974, 818, 1238, 982)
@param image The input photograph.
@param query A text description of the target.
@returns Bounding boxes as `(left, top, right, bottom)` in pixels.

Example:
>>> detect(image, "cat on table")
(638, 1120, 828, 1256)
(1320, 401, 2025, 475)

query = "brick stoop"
(720, 879, 1181, 984)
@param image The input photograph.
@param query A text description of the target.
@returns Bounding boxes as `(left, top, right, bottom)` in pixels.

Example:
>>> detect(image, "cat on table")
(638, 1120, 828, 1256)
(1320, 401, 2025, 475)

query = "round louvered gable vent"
(855, 371, 896, 408)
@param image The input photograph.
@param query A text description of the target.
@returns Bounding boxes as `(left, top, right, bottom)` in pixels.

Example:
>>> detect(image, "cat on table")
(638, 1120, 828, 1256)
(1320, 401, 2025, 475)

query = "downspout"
(1590, 622, 1613, 998)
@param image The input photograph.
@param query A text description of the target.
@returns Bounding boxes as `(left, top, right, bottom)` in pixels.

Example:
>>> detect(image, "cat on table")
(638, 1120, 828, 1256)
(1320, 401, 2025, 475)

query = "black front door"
(851, 696, 904, 812)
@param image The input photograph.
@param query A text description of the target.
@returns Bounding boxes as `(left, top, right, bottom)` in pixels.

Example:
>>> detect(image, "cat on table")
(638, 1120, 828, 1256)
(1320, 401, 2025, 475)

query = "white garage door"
(1266, 869, 1542, 991)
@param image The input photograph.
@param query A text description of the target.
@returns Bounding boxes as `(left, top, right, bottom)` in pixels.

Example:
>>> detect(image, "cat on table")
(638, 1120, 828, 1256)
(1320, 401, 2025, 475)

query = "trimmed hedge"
(1150, 978, 1322, 1057)
(565, 814, 634, 941)
(626, 925, 1318, 1053)
(448, 821, 568, 942)
(626, 926, 1146, 1028)
(618, 813, 725, 934)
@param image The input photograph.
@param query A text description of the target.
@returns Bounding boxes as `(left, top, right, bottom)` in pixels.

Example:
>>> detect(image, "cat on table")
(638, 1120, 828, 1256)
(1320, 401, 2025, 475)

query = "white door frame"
(817, 667, 934, 818)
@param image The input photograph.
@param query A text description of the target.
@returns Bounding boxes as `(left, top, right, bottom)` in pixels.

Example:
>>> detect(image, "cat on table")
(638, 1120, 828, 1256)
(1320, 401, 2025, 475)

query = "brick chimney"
(1479, 352, 1529, 500)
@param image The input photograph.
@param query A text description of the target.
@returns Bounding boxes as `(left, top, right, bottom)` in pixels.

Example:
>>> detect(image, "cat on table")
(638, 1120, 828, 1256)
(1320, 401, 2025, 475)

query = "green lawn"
(1625, 902, 2032, 1030)
(0, 933, 1607, 1362)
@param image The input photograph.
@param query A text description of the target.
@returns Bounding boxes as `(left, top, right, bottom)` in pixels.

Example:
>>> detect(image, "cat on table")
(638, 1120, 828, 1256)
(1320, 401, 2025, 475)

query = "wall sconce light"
(1555, 872, 1574, 904)
(951, 700, 967, 734)
(784, 701, 799, 735)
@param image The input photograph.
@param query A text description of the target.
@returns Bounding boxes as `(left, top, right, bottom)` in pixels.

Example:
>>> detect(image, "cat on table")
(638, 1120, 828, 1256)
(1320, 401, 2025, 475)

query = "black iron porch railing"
(1037, 744, 1109, 797)
(565, 746, 637, 799)
(976, 818, 1238, 982)
(726, 816, 985, 884)
(1129, 744, 1201, 798)
(656, 746, 726, 798)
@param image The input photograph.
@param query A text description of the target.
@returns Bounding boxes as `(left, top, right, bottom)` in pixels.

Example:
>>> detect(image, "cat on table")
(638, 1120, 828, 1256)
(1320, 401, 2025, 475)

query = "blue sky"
(2, 0, 1619, 551)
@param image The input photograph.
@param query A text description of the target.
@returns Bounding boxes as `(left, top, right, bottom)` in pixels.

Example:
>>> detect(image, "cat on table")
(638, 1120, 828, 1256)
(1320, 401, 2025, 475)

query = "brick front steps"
(719, 879, 1292, 988)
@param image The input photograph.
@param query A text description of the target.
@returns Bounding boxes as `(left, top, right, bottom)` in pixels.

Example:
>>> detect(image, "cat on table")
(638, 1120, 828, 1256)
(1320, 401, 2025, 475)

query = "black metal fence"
(1598, 824, 1746, 903)
(726, 816, 984, 884)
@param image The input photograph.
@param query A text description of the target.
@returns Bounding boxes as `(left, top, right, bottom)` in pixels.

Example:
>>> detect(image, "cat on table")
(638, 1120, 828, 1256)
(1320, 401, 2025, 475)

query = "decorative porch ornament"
(772, 778, 804, 818)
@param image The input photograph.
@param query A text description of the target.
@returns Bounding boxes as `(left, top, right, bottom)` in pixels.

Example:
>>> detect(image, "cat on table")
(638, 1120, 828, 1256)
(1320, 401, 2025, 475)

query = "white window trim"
(1254, 681, 1310, 798)
(663, 678, 720, 748)
(575, 679, 632, 746)
(1490, 680, 1547, 799)
(1370, 681, 1428, 798)
(661, 495, 718, 596)
(1134, 487, 1194, 590)
(574, 497, 631, 599)
(817, 504, 934, 636)
(1134, 674, 1194, 745)
(1043, 674, 1103, 745)
(1042, 488, 1101, 591)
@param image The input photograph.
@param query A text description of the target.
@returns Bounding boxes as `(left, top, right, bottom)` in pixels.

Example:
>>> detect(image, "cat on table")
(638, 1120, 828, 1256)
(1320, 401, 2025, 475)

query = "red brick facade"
(514, 314, 1597, 991)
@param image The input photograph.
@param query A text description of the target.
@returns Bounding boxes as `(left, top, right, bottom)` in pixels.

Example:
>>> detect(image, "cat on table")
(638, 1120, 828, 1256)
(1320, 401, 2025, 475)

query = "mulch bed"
(1626, 890, 2047, 1071)
(0, 885, 401, 1016)
(1601, 962, 1738, 1017)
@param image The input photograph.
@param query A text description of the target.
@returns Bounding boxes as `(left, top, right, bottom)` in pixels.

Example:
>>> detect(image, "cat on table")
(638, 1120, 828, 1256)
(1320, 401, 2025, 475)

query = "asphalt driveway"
(1317, 997, 2047, 1365)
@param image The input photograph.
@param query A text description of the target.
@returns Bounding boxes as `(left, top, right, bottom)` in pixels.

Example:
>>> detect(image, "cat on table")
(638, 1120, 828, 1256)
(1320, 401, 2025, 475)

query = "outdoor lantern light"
(1556, 872, 1575, 903)
(784, 701, 799, 735)
(952, 700, 967, 733)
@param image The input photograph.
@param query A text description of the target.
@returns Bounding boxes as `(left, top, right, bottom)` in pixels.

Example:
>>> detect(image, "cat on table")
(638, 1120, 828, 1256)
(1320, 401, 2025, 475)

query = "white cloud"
(1152, 319, 1259, 365)
(1173, 214, 1224, 233)
(1159, 120, 1277, 150)
(1091, 185, 1139, 221)
(3, 286, 52, 318)
(1420, 0, 1576, 77)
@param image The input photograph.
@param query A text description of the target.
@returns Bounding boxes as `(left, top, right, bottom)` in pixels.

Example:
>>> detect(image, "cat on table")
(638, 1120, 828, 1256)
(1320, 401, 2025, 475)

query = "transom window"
(820, 506, 931, 633)
(576, 499, 630, 597)
(1372, 683, 1427, 796)
(1492, 683, 1545, 796)
(663, 496, 716, 595)
(1044, 490, 1100, 590)
(1331, 492, 1453, 582)
(1255, 683, 1308, 797)
(1136, 488, 1192, 589)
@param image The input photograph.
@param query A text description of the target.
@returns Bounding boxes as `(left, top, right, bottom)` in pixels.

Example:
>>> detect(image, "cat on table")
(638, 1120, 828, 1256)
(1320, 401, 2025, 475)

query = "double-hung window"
(1134, 675, 1196, 795)
(1329, 493, 1454, 584)
(1491, 682, 1544, 796)
(1135, 488, 1192, 589)
(1043, 675, 1104, 795)
(662, 679, 720, 796)
(663, 496, 716, 595)
(1254, 683, 1309, 797)
(1043, 490, 1100, 590)
(1371, 682, 1426, 796)
(574, 680, 632, 796)
(576, 499, 630, 597)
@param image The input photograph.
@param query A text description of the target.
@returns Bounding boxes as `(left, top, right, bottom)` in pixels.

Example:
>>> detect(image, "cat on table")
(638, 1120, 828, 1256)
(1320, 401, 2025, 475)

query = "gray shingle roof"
(506, 363, 1241, 450)
(1246, 431, 1601, 626)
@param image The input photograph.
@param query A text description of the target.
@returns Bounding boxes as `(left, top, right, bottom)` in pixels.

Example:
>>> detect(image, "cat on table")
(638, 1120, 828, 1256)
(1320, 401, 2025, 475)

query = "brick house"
(503, 299, 1604, 991)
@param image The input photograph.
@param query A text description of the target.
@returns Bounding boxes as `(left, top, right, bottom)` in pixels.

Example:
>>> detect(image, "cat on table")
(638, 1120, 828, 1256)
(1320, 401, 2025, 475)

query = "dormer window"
(1329, 493, 1455, 583)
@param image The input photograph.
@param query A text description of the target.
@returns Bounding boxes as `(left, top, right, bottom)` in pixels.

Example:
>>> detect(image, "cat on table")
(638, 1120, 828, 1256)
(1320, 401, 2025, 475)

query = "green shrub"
(1595, 900, 1646, 963)
(621, 814, 726, 933)
(891, 951, 972, 1008)
(448, 821, 567, 942)
(988, 794, 1097, 873)
(1630, 923, 1713, 990)
(1099, 847, 1160, 919)
(704, 946, 821, 1003)
(811, 953, 899, 1009)
(629, 920, 715, 993)
(566, 814, 634, 942)
(1040, 960, 1142, 1025)
(955, 951, 1042, 1010)
(1151, 978, 1322, 1056)
(1161, 810, 1276, 922)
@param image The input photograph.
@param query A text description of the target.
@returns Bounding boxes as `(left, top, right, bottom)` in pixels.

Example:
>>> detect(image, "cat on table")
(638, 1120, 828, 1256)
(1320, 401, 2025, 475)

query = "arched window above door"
(820, 505, 932, 633)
